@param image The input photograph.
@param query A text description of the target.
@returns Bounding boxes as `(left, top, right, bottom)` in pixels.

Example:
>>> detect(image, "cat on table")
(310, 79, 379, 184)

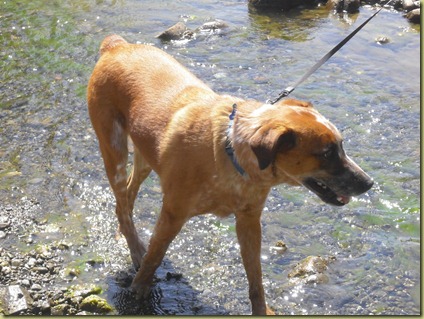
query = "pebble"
(27, 257, 36, 267)
(30, 283, 43, 291)
(0, 215, 9, 225)
(0, 230, 6, 239)
(58, 241, 71, 250)
(2, 266, 11, 274)
(33, 266, 49, 274)
(0, 222, 9, 229)
(40, 300, 51, 311)
(375, 36, 390, 45)
(11, 259, 22, 267)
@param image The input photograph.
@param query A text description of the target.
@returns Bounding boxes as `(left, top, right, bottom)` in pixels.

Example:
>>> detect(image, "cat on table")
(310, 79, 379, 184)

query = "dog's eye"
(321, 145, 338, 160)
(323, 149, 333, 159)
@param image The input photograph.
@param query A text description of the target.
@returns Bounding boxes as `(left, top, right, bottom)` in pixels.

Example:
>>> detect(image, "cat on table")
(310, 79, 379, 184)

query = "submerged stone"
(156, 22, 192, 41)
(288, 255, 336, 280)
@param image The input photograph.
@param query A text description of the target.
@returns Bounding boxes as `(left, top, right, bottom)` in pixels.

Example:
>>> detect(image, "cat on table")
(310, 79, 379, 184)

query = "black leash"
(267, 0, 394, 105)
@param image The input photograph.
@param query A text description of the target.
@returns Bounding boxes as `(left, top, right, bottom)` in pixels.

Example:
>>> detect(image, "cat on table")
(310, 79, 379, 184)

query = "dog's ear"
(250, 125, 296, 170)
(278, 99, 312, 108)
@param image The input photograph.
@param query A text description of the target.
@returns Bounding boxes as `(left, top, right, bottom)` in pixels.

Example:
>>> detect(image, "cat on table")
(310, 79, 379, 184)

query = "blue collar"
(225, 104, 246, 176)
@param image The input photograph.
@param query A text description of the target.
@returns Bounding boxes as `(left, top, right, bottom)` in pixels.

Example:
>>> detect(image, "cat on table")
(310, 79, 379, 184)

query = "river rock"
(0, 216, 9, 229)
(270, 240, 288, 253)
(80, 295, 113, 313)
(288, 255, 336, 284)
(327, 0, 360, 13)
(199, 19, 229, 31)
(156, 22, 193, 41)
(403, 0, 420, 11)
(11, 259, 22, 267)
(375, 36, 390, 44)
(51, 303, 69, 315)
(30, 284, 43, 291)
(0, 285, 33, 315)
(65, 283, 103, 299)
(406, 8, 420, 23)
(33, 266, 49, 274)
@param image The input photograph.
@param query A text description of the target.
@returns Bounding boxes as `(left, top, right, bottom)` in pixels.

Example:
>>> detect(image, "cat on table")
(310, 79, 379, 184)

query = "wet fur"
(87, 35, 372, 315)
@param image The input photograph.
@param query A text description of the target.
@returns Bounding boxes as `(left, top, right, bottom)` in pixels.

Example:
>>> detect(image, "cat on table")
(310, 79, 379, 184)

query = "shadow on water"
(107, 259, 229, 315)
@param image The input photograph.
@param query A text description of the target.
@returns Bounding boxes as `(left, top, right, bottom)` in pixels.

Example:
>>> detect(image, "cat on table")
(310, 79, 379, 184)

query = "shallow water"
(0, 0, 420, 315)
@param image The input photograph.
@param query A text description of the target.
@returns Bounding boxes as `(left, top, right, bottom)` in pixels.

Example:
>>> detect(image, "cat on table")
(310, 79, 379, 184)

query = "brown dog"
(87, 34, 373, 315)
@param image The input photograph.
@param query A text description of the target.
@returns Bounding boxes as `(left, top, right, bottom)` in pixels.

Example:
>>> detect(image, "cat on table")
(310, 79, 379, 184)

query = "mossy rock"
(80, 295, 113, 314)
(51, 304, 69, 315)
(65, 284, 102, 299)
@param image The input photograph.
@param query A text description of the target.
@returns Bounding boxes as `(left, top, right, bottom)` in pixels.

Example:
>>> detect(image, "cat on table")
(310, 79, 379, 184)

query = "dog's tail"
(99, 34, 127, 55)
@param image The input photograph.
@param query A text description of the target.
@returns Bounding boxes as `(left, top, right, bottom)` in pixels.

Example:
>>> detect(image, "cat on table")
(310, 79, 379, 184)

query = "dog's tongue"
(337, 195, 351, 205)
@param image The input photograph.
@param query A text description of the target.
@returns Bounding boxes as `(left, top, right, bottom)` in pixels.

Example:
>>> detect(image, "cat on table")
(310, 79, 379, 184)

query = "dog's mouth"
(302, 178, 351, 206)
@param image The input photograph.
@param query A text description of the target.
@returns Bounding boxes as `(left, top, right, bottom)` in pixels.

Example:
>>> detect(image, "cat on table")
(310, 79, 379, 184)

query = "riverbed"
(0, 0, 420, 315)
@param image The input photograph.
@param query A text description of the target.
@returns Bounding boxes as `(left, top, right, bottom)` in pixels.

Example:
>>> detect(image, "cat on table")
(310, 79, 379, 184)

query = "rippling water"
(0, 0, 420, 315)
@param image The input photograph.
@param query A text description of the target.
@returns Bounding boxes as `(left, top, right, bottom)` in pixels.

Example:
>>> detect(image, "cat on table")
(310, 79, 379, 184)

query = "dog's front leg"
(131, 205, 186, 298)
(235, 211, 274, 315)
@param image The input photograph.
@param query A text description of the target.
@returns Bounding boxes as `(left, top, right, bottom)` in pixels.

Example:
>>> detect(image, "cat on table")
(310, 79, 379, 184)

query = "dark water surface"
(0, 0, 420, 315)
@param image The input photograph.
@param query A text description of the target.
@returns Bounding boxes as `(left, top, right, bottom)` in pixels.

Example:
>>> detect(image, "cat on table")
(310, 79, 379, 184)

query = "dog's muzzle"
(302, 157, 374, 206)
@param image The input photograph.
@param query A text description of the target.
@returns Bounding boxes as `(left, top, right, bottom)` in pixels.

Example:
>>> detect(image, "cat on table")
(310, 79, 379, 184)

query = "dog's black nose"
(364, 177, 374, 192)
(358, 174, 374, 194)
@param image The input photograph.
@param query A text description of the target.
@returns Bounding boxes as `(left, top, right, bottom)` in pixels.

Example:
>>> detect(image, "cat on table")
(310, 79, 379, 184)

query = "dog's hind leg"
(127, 144, 152, 217)
(91, 111, 147, 269)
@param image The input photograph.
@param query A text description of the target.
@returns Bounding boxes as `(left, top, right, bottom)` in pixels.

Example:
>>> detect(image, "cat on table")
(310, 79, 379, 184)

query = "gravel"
(0, 198, 112, 315)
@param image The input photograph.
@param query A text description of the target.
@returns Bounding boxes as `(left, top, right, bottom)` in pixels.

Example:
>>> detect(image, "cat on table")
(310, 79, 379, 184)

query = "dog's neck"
(224, 104, 247, 177)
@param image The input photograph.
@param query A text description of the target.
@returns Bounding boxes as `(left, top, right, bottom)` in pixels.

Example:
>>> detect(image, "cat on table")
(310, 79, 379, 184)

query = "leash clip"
(267, 86, 295, 105)
(282, 86, 295, 97)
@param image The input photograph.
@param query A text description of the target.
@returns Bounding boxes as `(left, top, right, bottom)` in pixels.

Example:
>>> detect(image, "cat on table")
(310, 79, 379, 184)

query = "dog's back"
(88, 35, 217, 168)
(92, 34, 213, 112)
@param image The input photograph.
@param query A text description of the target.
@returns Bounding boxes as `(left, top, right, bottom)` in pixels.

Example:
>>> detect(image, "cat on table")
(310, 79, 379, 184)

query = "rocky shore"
(0, 199, 113, 315)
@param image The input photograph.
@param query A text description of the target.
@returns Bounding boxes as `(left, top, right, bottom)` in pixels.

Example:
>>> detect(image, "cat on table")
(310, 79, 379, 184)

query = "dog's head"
(247, 99, 373, 206)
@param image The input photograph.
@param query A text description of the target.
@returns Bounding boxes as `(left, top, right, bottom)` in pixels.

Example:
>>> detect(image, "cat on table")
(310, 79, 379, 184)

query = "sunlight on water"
(0, 0, 419, 315)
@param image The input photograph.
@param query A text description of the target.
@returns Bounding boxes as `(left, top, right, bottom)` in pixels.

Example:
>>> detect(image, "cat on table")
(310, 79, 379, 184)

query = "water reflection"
(248, 4, 362, 42)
